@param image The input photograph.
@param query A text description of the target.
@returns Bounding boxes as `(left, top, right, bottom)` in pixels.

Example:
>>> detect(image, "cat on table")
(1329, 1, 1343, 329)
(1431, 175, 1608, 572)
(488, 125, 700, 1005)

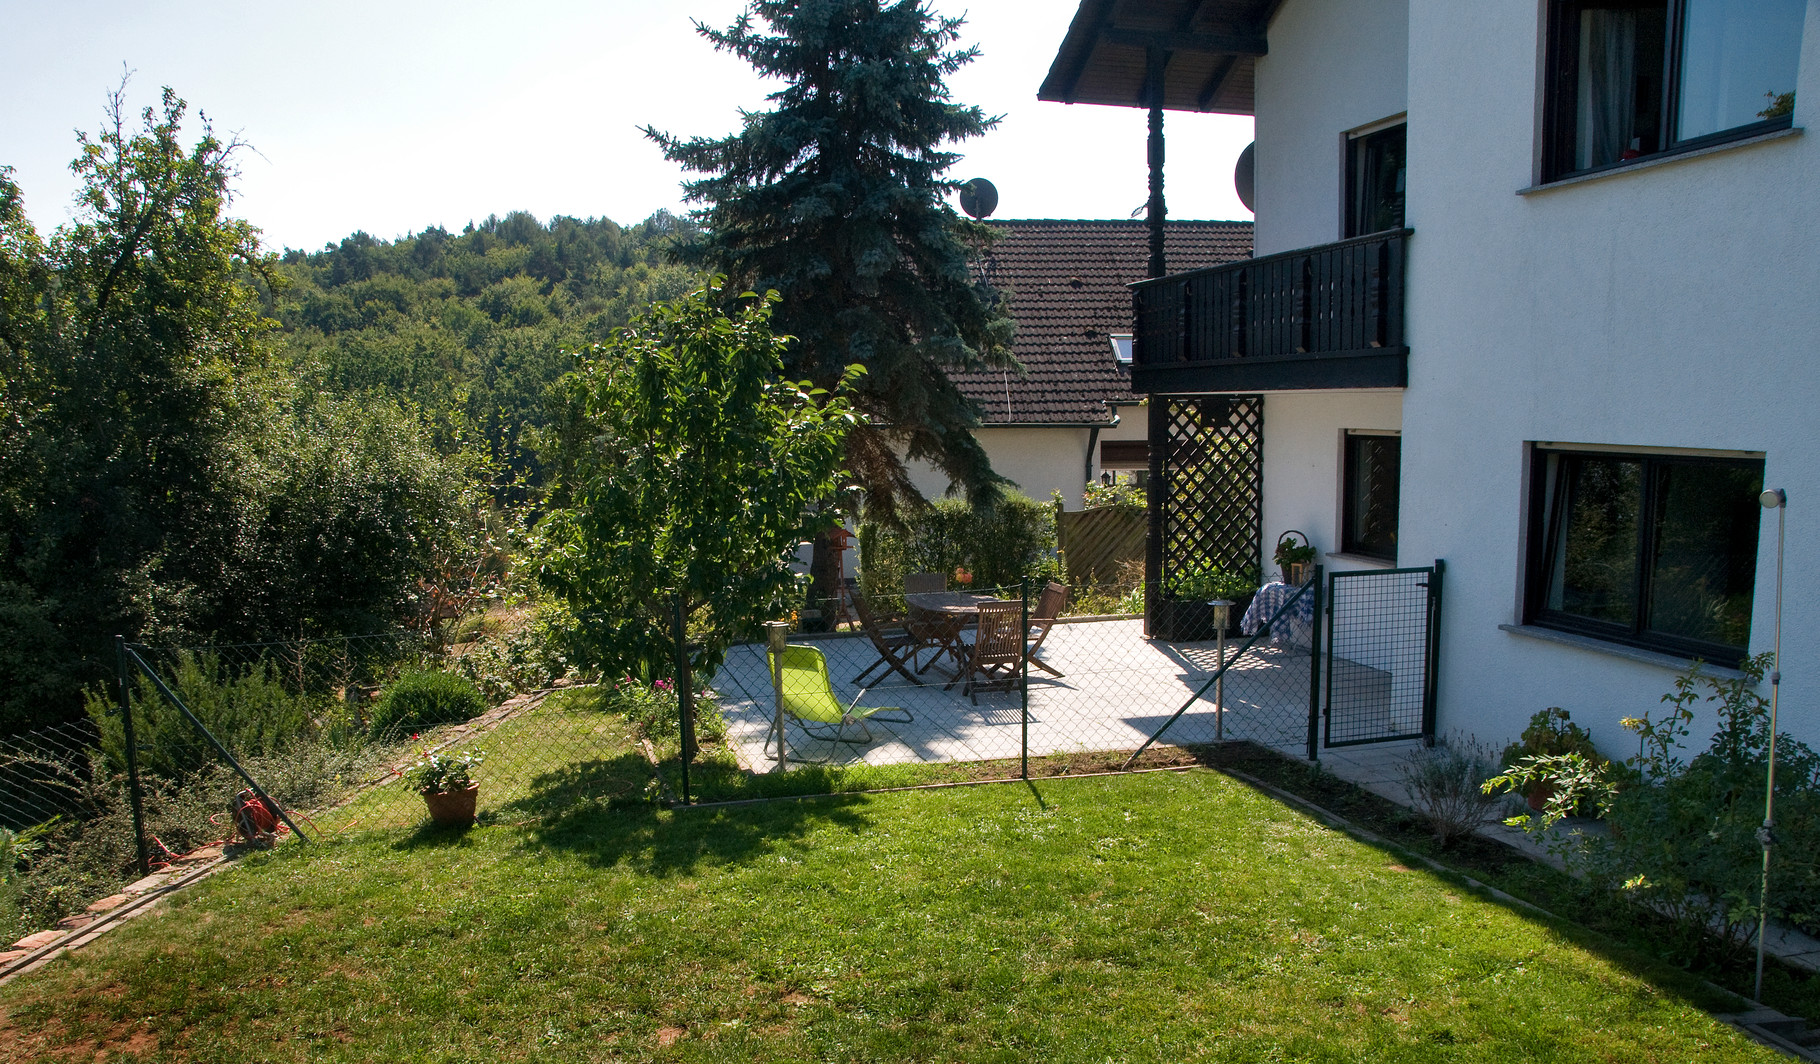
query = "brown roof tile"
(954, 219, 1253, 425)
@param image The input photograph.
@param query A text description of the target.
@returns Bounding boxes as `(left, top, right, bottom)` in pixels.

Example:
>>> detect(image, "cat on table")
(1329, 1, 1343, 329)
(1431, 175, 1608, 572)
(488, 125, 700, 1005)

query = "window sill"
(1517, 126, 1803, 196)
(1497, 623, 1744, 679)
(1325, 552, 1397, 570)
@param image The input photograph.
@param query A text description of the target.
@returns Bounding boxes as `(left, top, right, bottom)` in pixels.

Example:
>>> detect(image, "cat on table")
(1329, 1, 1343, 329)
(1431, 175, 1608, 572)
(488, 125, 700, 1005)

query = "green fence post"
(1021, 577, 1030, 780)
(674, 592, 694, 804)
(1306, 566, 1324, 762)
(115, 636, 149, 877)
(125, 646, 309, 843)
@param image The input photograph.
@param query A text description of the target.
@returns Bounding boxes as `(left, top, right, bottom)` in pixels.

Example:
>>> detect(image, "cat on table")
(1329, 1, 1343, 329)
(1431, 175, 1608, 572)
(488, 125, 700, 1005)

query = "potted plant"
(405, 749, 485, 826)
(1154, 568, 1258, 640)
(1273, 531, 1317, 586)
(1498, 707, 1599, 812)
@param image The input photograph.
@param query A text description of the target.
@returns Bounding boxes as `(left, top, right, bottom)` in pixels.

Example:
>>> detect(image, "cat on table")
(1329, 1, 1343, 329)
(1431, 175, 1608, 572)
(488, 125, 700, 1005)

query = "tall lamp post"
(1754, 487, 1787, 1001)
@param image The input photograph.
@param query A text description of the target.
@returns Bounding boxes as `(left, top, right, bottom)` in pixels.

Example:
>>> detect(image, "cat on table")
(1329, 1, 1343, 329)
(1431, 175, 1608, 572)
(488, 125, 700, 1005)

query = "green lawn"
(0, 762, 1782, 1062)
(311, 689, 659, 835)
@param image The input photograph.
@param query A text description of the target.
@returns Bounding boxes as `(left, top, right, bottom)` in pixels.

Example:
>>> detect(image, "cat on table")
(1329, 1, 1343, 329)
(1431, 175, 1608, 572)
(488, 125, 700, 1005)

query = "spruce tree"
(646, 0, 1017, 609)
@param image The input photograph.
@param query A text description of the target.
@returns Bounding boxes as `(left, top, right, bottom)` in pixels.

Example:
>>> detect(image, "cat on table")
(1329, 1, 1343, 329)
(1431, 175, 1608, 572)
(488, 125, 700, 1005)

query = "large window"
(1346, 123, 1406, 238)
(1543, 0, 1804, 180)
(1525, 446, 1763, 664)
(1341, 431, 1400, 561)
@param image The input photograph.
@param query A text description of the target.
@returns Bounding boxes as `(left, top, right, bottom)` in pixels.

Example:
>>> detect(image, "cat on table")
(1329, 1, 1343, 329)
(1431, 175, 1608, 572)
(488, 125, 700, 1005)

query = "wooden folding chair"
(961, 602, 1026, 704)
(850, 583, 925, 687)
(1025, 580, 1069, 678)
(902, 572, 956, 674)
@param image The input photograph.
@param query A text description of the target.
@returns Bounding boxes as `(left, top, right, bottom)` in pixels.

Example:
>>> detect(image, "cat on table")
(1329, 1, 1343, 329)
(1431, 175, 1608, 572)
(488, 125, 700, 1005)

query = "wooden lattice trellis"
(1157, 396, 1264, 589)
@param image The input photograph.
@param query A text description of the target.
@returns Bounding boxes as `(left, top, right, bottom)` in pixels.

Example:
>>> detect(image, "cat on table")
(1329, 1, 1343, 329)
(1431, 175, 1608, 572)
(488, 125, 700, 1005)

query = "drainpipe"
(1084, 424, 1102, 497)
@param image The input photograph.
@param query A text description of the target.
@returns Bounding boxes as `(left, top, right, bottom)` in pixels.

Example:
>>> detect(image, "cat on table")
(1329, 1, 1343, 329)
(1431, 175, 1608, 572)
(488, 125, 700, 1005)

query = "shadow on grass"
(1206, 742, 1771, 1017)
(500, 753, 657, 815)
(494, 751, 875, 877)
(391, 819, 481, 852)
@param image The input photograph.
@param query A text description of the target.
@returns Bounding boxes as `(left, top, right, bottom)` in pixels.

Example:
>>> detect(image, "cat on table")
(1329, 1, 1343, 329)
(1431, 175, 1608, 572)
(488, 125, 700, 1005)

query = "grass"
(312, 688, 656, 835)
(0, 760, 1790, 1062)
(1214, 744, 1820, 1023)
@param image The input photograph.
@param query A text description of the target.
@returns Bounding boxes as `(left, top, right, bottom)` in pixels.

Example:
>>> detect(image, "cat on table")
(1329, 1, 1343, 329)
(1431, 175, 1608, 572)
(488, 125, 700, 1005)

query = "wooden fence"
(1057, 505, 1146, 588)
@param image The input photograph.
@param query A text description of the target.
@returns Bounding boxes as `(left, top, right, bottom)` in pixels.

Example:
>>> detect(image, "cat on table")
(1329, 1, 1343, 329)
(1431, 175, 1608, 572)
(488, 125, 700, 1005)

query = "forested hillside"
(269, 210, 701, 500)
(0, 84, 710, 733)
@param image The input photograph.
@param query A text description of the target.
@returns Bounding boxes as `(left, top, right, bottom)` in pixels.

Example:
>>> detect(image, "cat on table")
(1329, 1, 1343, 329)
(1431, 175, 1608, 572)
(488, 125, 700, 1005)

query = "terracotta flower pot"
(422, 784, 479, 826)
(1525, 780, 1555, 813)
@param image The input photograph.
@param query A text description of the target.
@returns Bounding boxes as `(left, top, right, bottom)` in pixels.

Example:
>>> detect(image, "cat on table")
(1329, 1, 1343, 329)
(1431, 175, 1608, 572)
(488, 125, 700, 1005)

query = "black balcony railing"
(1130, 228, 1410, 393)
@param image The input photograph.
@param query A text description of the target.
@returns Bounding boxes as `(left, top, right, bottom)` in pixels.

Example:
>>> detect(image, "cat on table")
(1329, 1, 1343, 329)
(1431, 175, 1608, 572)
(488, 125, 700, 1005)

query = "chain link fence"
(700, 574, 1324, 798)
(3, 564, 1439, 948)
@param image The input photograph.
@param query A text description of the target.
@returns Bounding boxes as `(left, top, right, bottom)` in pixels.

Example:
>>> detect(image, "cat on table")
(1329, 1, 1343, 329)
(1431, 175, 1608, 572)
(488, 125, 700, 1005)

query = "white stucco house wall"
(1041, 0, 1817, 755)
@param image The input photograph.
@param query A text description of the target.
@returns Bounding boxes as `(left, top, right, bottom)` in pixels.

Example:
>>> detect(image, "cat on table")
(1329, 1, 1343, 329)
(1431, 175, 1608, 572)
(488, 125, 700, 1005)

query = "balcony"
(1129, 228, 1410, 393)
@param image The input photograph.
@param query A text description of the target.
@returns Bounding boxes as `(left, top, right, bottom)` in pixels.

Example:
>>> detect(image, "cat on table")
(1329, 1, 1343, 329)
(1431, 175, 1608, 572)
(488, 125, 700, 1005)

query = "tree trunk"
(804, 526, 844, 633)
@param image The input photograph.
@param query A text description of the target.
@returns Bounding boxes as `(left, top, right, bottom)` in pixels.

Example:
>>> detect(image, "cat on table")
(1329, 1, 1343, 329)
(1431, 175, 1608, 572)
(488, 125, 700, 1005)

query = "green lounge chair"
(764, 644, 912, 762)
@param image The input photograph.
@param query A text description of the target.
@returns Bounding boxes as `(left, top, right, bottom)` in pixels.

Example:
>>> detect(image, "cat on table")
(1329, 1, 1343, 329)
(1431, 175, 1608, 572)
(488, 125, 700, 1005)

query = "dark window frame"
(1345, 123, 1407, 238)
(1542, 0, 1800, 182)
(1340, 431, 1400, 562)
(1523, 445, 1764, 666)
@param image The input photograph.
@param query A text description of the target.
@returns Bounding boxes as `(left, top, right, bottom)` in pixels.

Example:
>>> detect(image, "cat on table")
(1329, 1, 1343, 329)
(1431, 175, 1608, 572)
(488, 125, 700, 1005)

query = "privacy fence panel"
(1056, 506, 1145, 588)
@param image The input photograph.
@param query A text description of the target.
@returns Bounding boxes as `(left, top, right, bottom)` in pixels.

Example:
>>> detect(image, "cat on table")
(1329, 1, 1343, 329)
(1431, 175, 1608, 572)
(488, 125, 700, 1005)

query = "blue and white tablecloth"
(1240, 581, 1316, 649)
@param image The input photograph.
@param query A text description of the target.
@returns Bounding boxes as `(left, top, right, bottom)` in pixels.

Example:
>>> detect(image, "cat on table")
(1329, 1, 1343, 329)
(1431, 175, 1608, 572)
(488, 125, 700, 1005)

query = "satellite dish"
(958, 177, 999, 219)
(1234, 142, 1256, 213)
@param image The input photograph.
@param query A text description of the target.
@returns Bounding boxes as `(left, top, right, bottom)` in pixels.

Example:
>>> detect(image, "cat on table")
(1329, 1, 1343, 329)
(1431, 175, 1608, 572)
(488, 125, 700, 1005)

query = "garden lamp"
(766, 620, 791, 772)
(1754, 487, 1786, 1001)
(1211, 599, 1234, 740)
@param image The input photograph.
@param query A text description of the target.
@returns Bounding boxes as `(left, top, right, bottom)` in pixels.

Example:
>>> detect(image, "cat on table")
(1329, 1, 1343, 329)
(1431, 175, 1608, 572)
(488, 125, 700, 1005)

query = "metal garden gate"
(1322, 561, 1443, 747)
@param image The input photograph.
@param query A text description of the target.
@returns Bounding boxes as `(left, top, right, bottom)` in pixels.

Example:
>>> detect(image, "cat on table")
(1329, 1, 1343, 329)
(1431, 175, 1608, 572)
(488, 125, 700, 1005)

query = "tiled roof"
(955, 219, 1253, 425)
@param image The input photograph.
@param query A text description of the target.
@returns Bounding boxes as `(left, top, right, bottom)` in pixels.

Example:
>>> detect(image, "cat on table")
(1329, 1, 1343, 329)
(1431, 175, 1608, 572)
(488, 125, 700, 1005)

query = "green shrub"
(1400, 737, 1504, 847)
(449, 602, 575, 704)
(857, 490, 1060, 600)
(85, 654, 325, 778)
(1081, 477, 1145, 510)
(369, 670, 487, 738)
(604, 678, 726, 743)
(1490, 654, 1820, 959)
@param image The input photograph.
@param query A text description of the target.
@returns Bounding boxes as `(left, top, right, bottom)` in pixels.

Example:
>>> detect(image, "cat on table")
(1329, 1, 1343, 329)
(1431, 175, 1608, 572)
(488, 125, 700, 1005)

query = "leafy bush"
(604, 678, 726, 744)
(402, 749, 484, 793)
(449, 602, 575, 704)
(369, 670, 487, 737)
(1081, 477, 1145, 510)
(1400, 737, 1505, 847)
(1169, 568, 1257, 602)
(85, 654, 325, 778)
(857, 490, 1060, 600)
(1489, 654, 1820, 958)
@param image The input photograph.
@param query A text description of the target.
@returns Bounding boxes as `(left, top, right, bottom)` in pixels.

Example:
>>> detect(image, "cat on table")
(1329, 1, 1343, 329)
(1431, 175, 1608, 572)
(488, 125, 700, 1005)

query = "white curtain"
(1577, 9, 1638, 169)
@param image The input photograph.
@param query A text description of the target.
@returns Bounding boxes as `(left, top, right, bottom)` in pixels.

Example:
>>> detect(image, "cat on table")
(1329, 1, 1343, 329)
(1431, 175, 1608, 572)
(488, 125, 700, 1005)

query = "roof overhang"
(1038, 0, 1284, 115)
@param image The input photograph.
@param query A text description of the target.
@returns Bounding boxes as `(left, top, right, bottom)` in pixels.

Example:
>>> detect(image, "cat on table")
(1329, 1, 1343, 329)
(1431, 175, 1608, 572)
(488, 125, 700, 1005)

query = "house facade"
(1043, 0, 1817, 752)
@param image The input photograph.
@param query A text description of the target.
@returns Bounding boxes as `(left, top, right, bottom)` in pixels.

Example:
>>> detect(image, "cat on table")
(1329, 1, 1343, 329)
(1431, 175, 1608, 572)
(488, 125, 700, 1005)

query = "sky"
(1, 1, 1255, 254)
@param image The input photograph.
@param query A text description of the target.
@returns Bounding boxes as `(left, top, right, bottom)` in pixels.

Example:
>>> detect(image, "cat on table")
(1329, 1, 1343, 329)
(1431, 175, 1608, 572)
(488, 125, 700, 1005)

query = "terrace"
(710, 615, 1407, 770)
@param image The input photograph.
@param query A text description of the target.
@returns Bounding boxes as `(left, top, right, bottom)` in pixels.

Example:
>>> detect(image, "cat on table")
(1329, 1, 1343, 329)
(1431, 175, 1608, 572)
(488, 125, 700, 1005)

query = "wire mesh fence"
(0, 718, 103, 833)
(1, 560, 1437, 947)
(113, 633, 661, 843)
(1325, 566, 1442, 746)
(702, 574, 1325, 796)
